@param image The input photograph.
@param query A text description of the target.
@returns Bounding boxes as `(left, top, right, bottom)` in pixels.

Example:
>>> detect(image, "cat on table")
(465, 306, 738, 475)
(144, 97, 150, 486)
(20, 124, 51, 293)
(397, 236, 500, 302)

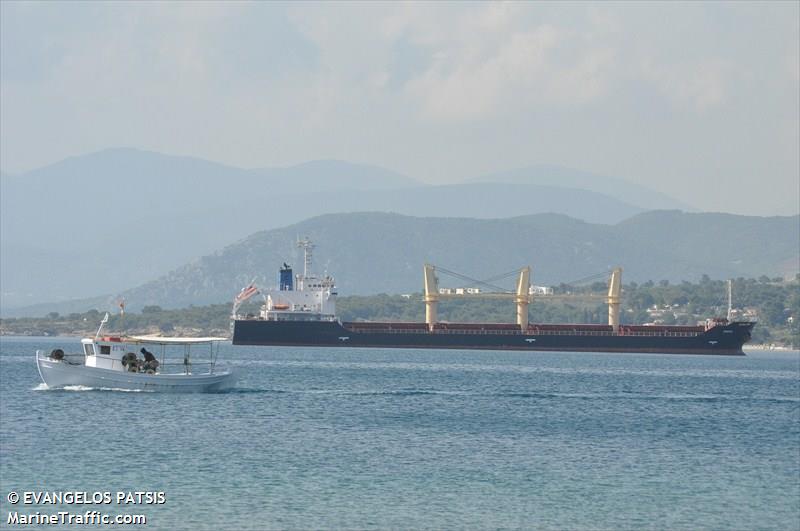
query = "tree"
(761, 300, 786, 326)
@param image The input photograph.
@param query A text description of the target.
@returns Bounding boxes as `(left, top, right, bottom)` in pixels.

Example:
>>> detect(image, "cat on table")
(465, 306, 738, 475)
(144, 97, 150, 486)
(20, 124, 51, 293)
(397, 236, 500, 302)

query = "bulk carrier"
(231, 239, 754, 355)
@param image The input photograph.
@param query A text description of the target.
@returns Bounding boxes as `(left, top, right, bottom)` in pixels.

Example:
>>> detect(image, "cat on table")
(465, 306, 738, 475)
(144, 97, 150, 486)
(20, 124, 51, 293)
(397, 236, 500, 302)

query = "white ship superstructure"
(233, 238, 337, 322)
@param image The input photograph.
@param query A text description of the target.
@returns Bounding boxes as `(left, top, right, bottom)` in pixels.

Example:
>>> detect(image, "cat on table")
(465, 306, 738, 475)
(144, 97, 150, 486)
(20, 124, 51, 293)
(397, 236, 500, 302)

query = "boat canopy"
(123, 335, 228, 345)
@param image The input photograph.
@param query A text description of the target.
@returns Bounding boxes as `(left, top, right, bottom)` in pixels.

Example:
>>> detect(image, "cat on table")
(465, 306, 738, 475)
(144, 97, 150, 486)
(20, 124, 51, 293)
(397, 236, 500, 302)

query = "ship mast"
(297, 237, 315, 290)
(727, 279, 733, 322)
(607, 267, 623, 333)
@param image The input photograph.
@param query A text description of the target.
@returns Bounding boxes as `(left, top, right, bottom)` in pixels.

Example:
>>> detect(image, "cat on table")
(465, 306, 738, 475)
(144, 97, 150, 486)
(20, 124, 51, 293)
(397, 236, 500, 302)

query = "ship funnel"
(279, 264, 293, 291)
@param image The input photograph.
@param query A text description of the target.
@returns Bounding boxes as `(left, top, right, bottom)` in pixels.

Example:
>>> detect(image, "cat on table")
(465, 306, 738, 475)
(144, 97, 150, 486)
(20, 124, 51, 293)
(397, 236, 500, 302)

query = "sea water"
(1, 337, 798, 530)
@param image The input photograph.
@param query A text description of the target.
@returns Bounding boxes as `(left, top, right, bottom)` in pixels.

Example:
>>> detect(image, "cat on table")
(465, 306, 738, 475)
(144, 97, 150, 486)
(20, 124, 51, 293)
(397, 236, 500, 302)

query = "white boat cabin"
(78, 335, 226, 374)
(83, 337, 129, 371)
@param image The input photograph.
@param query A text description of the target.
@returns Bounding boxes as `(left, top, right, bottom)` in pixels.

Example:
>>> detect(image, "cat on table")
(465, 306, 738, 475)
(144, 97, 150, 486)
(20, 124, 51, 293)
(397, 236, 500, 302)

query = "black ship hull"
(233, 320, 754, 355)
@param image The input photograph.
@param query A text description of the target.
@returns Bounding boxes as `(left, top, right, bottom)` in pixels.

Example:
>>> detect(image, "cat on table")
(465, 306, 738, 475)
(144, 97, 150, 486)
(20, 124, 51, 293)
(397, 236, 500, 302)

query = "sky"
(1, 1, 798, 216)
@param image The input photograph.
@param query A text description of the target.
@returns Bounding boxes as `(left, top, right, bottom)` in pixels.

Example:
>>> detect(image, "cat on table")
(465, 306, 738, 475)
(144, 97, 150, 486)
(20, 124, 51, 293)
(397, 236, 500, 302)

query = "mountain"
(1, 149, 646, 309)
(475, 164, 695, 212)
(255, 159, 421, 191)
(8, 210, 796, 317)
(615, 211, 799, 280)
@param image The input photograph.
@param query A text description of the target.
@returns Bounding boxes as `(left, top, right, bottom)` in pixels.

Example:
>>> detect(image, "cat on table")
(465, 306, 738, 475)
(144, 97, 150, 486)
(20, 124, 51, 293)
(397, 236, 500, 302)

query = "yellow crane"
(423, 264, 623, 332)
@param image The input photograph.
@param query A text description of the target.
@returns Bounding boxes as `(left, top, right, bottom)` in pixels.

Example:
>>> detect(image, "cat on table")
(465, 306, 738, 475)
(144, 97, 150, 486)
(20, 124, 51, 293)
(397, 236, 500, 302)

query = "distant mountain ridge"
(476, 164, 696, 212)
(1, 148, 669, 309)
(7, 210, 797, 317)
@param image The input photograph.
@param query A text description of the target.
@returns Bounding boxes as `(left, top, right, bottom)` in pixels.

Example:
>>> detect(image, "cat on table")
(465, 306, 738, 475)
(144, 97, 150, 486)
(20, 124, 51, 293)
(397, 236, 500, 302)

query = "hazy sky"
(1, 1, 798, 215)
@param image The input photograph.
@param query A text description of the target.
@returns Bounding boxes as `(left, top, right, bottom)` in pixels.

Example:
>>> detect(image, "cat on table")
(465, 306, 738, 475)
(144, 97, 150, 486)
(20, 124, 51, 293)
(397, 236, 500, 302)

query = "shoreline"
(743, 343, 799, 352)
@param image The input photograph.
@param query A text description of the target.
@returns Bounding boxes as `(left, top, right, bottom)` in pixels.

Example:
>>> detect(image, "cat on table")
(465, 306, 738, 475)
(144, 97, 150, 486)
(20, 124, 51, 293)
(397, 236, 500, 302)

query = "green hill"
(87, 211, 800, 311)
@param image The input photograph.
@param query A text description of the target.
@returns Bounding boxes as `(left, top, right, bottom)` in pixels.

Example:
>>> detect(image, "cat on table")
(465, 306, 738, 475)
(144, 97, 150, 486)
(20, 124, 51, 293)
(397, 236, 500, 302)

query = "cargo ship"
(231, 239, 754, 355)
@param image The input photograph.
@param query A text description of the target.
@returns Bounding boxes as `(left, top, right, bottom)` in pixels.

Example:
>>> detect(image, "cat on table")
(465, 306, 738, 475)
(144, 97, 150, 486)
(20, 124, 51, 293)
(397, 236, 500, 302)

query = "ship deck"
(341, 322, 707, 338)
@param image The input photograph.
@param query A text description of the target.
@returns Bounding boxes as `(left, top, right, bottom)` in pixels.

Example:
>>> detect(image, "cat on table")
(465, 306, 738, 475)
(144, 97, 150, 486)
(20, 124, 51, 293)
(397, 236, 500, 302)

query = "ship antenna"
(94, 312, 110, 340)
(298, 237, 315, 278)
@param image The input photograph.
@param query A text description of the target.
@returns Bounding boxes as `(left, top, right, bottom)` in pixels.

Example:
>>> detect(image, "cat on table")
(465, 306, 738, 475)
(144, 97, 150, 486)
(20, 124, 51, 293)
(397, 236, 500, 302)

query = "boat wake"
(349, 389, 461, 397)
(259, 387, 800, 404)
(63, 385, 97, 392)
(221, 387, 278, 395)
(33, 384, 151, 393)
(32, 384, 95, 392)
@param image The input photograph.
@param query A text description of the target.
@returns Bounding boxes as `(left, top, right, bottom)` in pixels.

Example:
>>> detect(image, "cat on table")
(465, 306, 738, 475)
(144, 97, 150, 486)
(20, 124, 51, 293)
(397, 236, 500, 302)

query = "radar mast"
(297, 237, 315, 290)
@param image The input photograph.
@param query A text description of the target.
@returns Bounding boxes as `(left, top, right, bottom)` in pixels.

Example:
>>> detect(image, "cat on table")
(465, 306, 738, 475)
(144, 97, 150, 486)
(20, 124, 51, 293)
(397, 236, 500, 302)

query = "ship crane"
(423, 264, 623, 332)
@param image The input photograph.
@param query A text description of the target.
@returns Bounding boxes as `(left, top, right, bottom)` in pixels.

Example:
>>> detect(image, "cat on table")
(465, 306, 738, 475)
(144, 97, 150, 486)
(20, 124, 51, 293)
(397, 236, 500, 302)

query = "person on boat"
(140, 347, 160, 373)
(140, 347, 156, 362)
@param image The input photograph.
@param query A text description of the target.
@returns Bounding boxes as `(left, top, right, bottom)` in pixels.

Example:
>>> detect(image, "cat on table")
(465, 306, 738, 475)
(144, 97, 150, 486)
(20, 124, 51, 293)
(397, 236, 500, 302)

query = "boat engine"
(49, 349, 65, 360)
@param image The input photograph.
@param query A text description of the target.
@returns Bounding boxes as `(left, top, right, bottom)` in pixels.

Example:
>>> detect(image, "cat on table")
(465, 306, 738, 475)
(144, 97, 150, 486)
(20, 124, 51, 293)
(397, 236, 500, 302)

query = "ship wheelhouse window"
(83, 344, 95, 356)
(99, 345, 111, 355)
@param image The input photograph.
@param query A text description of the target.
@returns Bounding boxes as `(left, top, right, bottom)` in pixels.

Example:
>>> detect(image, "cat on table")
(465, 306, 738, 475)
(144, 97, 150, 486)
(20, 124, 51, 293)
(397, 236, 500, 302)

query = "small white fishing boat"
(36, 318, 236, 392)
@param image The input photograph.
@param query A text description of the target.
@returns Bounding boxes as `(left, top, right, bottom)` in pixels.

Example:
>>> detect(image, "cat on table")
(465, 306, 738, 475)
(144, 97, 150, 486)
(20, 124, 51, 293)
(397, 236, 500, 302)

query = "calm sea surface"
(1, 337, 798, 530)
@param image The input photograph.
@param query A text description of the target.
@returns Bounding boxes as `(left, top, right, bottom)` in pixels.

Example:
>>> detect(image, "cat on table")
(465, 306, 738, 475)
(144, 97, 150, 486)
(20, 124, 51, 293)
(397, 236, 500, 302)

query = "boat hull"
(36, 357, 237, 393)
(232, 320, 754, 355)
